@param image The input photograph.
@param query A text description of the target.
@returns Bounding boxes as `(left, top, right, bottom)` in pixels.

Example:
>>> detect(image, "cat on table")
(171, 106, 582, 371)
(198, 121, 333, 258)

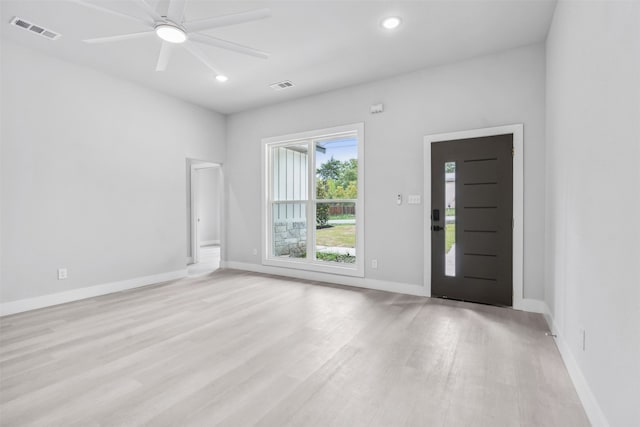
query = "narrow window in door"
(445, 161, 456, 277)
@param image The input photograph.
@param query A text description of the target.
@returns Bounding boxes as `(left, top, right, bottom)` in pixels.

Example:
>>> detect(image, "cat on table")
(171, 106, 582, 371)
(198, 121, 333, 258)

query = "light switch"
(370, 104, 384, 114)
(408, 194, 421, 205)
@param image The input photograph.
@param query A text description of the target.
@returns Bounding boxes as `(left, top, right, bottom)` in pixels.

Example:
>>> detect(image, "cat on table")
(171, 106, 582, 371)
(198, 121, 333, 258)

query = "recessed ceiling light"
(381, 16, 402, 30)
(216, 75, 229, 82)
(155, 24, 187, 44)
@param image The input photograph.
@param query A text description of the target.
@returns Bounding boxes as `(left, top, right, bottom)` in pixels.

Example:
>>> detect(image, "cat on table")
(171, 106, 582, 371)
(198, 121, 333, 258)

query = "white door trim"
(423, 124, 525, 309)
(188, 159, 223, 266)
(190, 163, 200, 264)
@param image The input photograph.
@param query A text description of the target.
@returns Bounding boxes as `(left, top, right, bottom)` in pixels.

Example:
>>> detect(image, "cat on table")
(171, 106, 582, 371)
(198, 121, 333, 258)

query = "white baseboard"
(542, 304, 610, 427)
(222, 261, 427, 297)
(222, 262, 550, 312)
(0, 269, 187, 317)
(200, 240, 220, 246)
(513, 297, 547, 313)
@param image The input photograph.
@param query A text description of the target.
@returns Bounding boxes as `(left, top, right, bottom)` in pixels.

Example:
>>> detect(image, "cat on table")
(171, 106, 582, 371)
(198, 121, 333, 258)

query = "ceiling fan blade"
(156, 41, 173, 71)
(167, 0, 187, 23)
(183, 42, 223, 75)
(132, 0, 164, 23)
(185, 8, 271, 32)
(189, 33, 269, 59)
(69, 0, 153, 26)
(83, 30, 155, 44)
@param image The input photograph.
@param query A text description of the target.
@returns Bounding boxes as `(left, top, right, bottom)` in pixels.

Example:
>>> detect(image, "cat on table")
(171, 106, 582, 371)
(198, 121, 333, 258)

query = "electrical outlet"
(371, 259, 378, 269)
(252, 248, 258, 256)
(57, 268, 68, 280)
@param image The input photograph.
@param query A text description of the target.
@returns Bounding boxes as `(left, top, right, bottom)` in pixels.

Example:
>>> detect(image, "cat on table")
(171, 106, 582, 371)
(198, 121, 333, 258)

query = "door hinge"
(512, 147, 515, 157)
(512, 218, 514, 229)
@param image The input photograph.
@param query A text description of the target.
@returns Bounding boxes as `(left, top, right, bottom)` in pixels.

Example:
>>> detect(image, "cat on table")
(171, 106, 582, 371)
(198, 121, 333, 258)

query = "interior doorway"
(187, 159, 222, 277)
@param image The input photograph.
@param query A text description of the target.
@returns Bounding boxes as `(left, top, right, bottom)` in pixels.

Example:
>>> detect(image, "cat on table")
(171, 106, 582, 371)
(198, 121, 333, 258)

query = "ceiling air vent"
(10, 17, 61, 40)
(269, 80, 295, 91)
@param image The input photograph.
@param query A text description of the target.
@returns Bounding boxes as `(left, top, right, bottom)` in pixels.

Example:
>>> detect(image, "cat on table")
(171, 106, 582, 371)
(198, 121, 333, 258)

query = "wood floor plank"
(0, 269, 589, 426)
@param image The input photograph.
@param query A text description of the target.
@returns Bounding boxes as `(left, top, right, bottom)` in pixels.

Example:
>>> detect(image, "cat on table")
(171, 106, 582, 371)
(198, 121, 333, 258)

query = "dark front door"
(431, 134, 513, 306)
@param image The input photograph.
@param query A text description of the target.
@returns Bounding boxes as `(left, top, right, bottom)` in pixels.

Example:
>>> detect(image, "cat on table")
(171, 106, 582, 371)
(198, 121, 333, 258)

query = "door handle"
(432, 209, 442, 231)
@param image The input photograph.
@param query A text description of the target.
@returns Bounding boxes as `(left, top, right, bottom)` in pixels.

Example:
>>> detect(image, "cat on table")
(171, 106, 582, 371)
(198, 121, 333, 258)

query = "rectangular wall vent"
(269, 80, 295, 91)
(10, 17, 61, 40)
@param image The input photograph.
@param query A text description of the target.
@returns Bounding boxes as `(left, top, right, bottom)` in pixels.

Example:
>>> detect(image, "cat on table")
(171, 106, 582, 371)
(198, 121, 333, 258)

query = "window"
(263, 123, 364, 277)
(444, 161, 456, 276)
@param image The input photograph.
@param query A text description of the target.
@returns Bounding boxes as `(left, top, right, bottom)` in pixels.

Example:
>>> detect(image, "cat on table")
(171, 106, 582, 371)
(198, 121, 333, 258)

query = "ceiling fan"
(73, 0, 271, 79)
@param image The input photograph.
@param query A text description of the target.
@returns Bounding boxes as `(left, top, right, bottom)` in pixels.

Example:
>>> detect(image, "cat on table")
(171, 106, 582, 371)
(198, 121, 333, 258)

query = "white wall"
(226, 43, 547, 299)
(196, 166, 221, 244)
(0, 39, 225, 303)
(545, 1, 640, 426)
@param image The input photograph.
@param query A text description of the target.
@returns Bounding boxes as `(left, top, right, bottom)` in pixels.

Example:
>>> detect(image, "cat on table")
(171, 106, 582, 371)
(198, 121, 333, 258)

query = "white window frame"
(262, 123, 364, 277)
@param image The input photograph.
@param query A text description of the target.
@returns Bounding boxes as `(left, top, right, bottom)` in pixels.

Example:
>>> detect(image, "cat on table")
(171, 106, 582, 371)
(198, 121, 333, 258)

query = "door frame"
(187, 159, 223, 265)
(423, 124, 524, 309)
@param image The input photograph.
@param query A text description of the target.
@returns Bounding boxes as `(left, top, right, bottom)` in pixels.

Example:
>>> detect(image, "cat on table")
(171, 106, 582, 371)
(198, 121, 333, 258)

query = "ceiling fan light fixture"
(216, 75, 229, 82)
(381, 16, 402, 30)
(155, 24, 187, 43)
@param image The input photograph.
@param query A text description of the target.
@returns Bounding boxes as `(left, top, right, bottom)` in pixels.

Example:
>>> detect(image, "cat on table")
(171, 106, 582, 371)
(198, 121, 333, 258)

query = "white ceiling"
(1, 0, 556, 114)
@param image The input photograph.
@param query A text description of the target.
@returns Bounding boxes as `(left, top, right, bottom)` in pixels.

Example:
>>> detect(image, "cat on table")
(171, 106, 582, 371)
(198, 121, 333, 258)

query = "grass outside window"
(445, 223, 456, 253)
(315, 224, 355, 247)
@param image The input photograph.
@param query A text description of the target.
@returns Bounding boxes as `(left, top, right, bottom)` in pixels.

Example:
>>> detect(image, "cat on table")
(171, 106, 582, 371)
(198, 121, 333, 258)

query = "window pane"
(315, 202, 356, 264)
(445, 162, 456, 277)
(272, 143, 308, 201)
(315, 136, 357, 200)
(272, 203, 307, 259)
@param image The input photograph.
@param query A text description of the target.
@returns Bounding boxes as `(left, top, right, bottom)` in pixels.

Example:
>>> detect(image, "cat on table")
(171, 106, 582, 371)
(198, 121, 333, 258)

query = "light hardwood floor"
(187, 245, 221, 278)
(0, 269, 589, 426)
